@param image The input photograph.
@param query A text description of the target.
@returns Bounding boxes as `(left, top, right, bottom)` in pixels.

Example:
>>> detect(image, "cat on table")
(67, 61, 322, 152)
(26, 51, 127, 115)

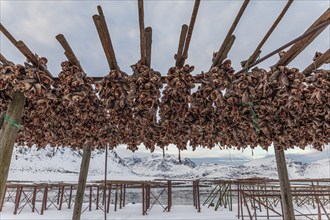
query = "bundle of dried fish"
(159, 64, 195, 150)
(128, 62, 162, 151)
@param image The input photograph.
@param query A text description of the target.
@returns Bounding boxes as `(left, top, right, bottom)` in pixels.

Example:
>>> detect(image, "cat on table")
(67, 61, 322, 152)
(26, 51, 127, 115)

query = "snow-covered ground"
(0, 204, 244, 220)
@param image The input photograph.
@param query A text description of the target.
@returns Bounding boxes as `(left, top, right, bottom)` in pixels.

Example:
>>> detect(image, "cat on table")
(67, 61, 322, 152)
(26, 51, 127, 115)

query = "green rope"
(244, 61, 260, 133)
(3, 115, 21, 129)
(249, 102, 259, 133)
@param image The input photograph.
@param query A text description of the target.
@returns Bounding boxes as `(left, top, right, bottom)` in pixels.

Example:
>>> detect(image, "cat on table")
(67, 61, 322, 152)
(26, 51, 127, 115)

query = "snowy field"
(1, 202, 326, 220)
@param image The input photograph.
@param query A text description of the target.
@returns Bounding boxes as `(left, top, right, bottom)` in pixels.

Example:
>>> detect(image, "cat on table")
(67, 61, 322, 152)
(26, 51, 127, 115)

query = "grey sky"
(0, 0, 329, 158)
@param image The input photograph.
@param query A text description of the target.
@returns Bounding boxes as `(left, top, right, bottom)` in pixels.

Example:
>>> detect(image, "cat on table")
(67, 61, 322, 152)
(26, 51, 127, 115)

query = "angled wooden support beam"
(211, 0, 250, 68)
(145, 27, 152, 68)
(302, 49, 330, 75)
(220, 35, 236, 64)
(0, 53, 14, 66)
(242, 0, 293, 69)
(138, 0, 146, 64)
(236, 19, 330, 74)
(93, 6, 119, 70)
(56, 34, 84, 72)
(276, 8, 330, 66)
(0, 23, 53, 77)
(0, 23, 18, 45)
(181, 0, 201, 62)
(175, 24, 188, 67)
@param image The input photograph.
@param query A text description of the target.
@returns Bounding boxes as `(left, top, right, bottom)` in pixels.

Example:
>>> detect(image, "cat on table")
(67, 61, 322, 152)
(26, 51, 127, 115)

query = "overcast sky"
(1, 0, 329, 158)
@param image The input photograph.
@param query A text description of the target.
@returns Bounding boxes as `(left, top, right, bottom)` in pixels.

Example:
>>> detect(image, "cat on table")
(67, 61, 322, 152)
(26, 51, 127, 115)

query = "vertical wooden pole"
(68, 185, 73, 209)
(96, 186, 99, 210)
(167, 180, 172, 212)
(72, 142, 92, 220)
(197, 181, 201, 212)
(119, 184, 123, 209)
(107, 184, 111, 213)
(89, 186, 92, 211)
(0, 92, 25, 201)
(275, 149, 295, 220)
(142, 183, 145, 215)
(59, 185, 64, 210)
(123, 184, 126, 207)
(32, 185, 37, 212)
(0, 185, 7, 212)
(114, 184, 118, 211)
(14, 186, 21, 215)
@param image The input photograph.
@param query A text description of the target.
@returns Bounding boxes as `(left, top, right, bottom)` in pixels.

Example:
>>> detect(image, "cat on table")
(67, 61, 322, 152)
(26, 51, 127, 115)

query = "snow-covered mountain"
(8, 146, 140, 182)
(123, 155, 196, 178)
(123, 154, 329, 179)
(7, 146, 330, 182)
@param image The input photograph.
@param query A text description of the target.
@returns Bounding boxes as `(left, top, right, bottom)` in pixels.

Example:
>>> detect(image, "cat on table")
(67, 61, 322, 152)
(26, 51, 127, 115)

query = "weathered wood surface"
(244, 0, 293, 68)
(145, 27, 152, 67)
(275, 149, 296, 220)
(302, 49, 330, 75)
(93, 6, 118, 70)
(276, 8, 330, 66)
(0, 92, 26, 203)
(236, 19, 330, 74)
(72, 143, 92, 220)
(175, 24, 188, 67)
(56, 34, 84, 72)
(211, 0, 250, 68)
(138, 0, 146, 64)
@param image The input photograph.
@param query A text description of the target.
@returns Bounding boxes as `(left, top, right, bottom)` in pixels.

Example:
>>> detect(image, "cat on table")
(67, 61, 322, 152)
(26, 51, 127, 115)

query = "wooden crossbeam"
(145, 27, 152, 68)
(0, 23, 53, 77)
(220, 35, 236, 64)
(242, 0, 293, 69)
(175, 0, 200, 68)
(236, 19, 330, 74)
(138, 0, 146, 64)
(56, 34, 84, 72)
(302, 49, 330, 75)
(93, 6, 119, 71)
(276, 8, 330, 66)
(181, 0, 201, 63)
(175, 24, 188, 67)
(0, 23, 18, 46)
(211, 0, 250, 68)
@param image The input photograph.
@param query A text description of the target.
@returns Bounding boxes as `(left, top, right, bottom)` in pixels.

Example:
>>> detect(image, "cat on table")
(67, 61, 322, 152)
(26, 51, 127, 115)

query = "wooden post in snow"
(72, 142, 92, 220)
(0, 92, 26, 201)
(274, 149, 295, 220)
